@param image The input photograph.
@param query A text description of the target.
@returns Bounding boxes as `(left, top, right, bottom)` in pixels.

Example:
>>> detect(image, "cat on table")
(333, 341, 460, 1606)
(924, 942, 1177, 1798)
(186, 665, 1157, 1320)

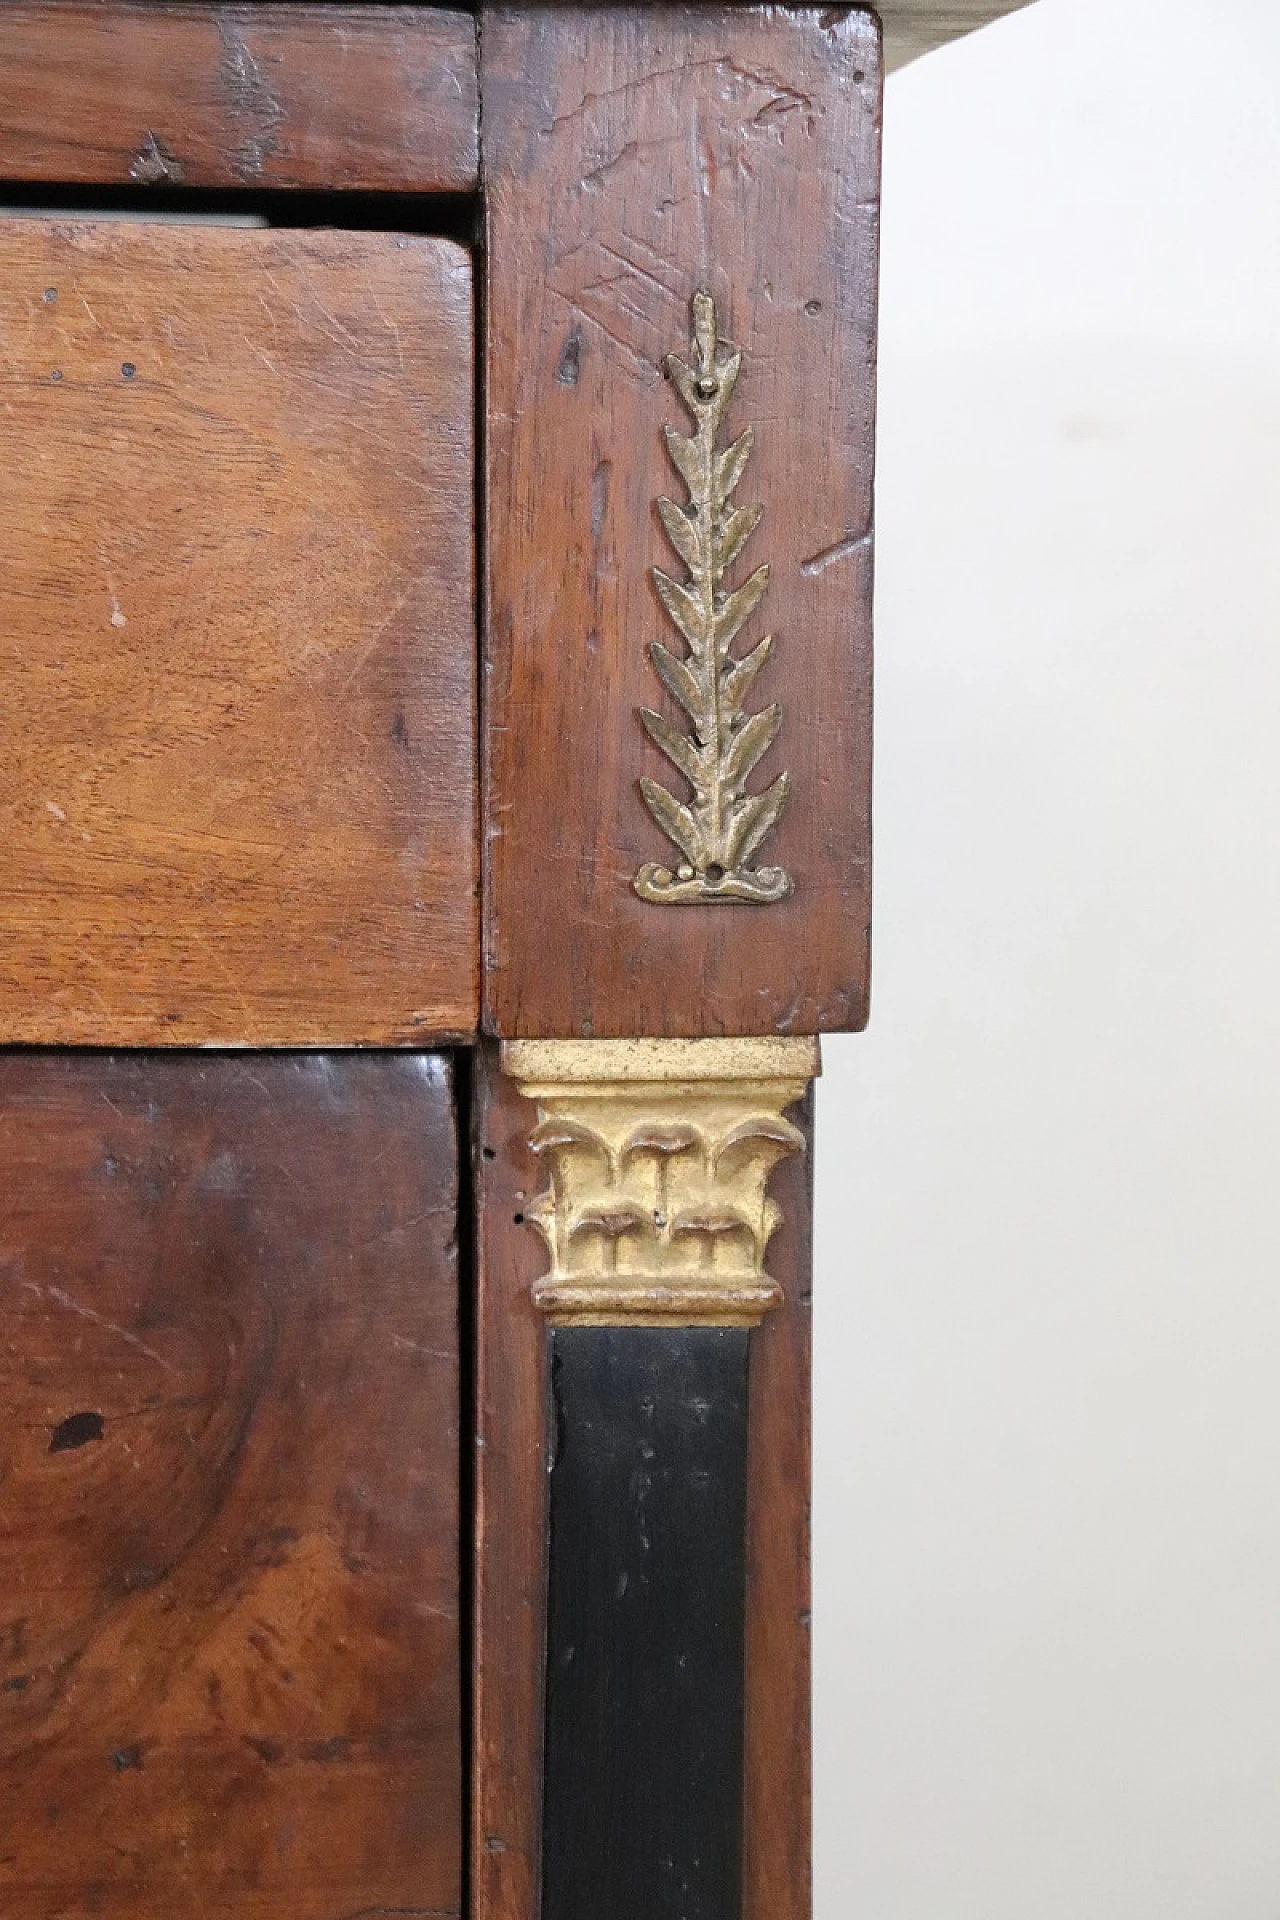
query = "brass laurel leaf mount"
(635, 290, 793, 907)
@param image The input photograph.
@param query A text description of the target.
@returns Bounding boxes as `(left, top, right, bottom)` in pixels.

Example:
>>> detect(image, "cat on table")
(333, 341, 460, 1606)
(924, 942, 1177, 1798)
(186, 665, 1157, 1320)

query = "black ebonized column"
(542, 1326, 750, 1920)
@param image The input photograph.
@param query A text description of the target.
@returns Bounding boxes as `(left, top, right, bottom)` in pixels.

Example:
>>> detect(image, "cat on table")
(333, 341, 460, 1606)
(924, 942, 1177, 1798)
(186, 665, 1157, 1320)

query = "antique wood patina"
(475, 1046, 817, 1920)
(0, 222, 476, 1044)
(0, 1052, 462, 1918)
(0, 0, 1007, 1912)
(499, 1038, 819, 1920)
(0, 3, 479, 191)
(482, 4, 880, 1039)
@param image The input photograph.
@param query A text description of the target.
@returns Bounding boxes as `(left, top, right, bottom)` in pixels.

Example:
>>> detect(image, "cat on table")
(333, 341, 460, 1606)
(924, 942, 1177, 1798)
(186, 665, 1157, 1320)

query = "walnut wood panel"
(482, 6, 880, 1038)
(473, 1049, 812, 1920)
(743, 1087, 813, 1920)
(473, 1050, 550, 1920)
(0, 1051, 461, 1920)
(0, 222, 476, 1044)
(0, 4, 478, 191)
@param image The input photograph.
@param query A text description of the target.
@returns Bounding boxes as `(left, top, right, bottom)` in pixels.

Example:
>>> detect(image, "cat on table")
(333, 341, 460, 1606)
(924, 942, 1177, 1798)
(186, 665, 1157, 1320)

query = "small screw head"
(695, 376, 718, 400)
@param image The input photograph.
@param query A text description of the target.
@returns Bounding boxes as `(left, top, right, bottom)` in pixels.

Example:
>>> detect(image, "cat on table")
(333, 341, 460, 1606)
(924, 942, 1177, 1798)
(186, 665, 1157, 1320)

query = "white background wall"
(813, 2, 1280, 1912)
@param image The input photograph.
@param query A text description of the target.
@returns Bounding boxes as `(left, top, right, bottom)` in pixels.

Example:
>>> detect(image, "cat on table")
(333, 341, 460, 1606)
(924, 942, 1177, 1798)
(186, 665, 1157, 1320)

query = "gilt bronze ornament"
(635, 291, 793, 905)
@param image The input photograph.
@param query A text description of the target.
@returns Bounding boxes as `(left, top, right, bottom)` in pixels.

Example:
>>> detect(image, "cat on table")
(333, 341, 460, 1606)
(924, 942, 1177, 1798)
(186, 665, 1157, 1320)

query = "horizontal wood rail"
(0, 4, 479, 193)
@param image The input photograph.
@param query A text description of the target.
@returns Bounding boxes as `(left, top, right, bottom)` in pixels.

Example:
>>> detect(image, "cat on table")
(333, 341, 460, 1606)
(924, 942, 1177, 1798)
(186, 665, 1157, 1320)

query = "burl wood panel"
(0, 4, 478, 191)
(473, 1050, 812, 1920)
(482, 6, 881, 1038)
(0, 1051, 462, 1920)
(0, 222, 477, 1044)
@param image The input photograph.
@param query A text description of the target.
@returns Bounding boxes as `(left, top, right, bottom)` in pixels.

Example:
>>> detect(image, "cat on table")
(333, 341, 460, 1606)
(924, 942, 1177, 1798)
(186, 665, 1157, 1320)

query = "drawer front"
(0, 222, 476, 1044)
(0, 1052, 461, 1920)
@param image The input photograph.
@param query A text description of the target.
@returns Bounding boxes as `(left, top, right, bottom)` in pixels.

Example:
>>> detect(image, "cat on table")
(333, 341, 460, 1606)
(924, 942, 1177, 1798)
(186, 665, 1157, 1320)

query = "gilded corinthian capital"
(501, 1038, 820, 1327)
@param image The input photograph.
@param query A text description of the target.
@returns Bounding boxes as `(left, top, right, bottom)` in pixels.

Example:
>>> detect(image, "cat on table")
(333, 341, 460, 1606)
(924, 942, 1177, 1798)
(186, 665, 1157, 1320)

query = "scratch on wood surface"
(547, 53, 805, 137)
(337, 584, 413, 694)
(188, 931, 257, 1028)
(103, 573, 127, 630)
(549, 283, 657, 381)
(598, 237, 683, 305)
(547, 67, 693, 135)
(129, 131, 186, 186)
(799, 529, 872, 577)
(365, 286, 407, 373)
(721, 59, 817, 136)
(215, 14, 284, 179)
(335, 1908, 461, 1920)
(551, 230, 691, 376)
(389, 1334, 454, 1360)
(580, 139, 643, 194)
(304, 294, 365, 356)
(21, 1281, 176, 1375)
(550, 54, 817, 170)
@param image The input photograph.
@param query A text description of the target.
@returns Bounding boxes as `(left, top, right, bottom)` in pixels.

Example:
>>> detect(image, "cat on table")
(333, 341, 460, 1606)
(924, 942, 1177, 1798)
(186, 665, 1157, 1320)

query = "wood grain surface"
(0, 1051, 462, 1920)
(743, 1087, 813, 1920)
(0, 221, 477, 1045)
(0, 3, 478, 191)
(473, 1050, 812, 1920)
(473, 1050, 551, 1920)
(482, 6, 881, 1038)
